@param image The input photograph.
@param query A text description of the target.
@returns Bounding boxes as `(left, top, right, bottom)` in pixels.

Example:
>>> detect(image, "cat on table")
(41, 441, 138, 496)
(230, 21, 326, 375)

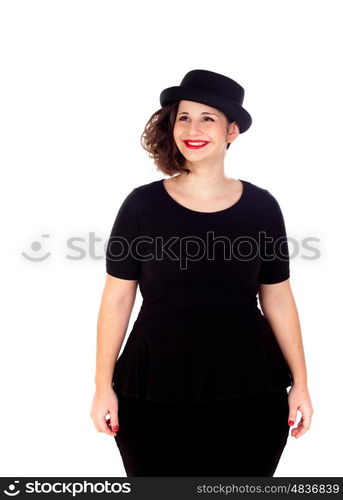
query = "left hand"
(287, 383, 314, 439)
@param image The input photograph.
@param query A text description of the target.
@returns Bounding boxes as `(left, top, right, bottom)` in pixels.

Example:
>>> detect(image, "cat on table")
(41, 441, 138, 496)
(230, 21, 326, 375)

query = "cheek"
(213, 128, 227, 141)
(173, 123, 183, 140)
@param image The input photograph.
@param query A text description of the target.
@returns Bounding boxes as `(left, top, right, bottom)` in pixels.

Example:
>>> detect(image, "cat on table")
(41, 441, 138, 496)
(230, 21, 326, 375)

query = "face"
(173, 100, 239, 159)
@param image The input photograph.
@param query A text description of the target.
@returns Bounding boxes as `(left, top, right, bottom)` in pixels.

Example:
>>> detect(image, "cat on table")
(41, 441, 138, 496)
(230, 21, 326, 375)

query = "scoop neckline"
(159, 178, 247, 215)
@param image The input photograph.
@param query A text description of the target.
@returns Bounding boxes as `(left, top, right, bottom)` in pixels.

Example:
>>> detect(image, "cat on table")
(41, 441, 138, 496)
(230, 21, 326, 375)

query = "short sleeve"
(258, 192, 290, 285)
(105, 189, 142, 280)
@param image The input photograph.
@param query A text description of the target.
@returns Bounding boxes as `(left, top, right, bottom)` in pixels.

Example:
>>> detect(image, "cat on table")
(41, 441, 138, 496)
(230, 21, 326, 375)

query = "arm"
(258, 278, 314, 438)
(91, 187, 141, 436)
(90, 274, 138, 437)
(258, 278, 307, 385)
(95, 273, 138, 390)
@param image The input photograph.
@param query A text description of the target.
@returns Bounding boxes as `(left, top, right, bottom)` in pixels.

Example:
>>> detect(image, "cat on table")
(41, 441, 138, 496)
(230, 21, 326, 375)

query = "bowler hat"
(160, 69, 252, 133)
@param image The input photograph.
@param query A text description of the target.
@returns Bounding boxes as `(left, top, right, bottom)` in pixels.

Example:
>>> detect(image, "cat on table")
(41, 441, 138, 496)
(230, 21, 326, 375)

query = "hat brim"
(160, 85, 252, 134)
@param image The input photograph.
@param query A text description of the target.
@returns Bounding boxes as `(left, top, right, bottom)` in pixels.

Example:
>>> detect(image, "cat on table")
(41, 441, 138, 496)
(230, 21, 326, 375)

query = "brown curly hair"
(140, 101, 234, 177)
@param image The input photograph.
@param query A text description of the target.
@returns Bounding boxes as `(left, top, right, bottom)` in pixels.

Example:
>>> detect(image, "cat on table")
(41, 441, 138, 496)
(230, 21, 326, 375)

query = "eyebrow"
(177, 111, 219, 117)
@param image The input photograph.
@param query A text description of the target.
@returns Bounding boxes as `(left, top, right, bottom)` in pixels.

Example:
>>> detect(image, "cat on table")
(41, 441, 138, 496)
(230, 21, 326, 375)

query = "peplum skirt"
(112, 309, 292, 403)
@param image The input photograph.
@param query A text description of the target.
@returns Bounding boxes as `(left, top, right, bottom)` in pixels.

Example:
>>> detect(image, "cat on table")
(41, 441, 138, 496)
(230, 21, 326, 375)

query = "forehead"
(177, 99, 223, 116)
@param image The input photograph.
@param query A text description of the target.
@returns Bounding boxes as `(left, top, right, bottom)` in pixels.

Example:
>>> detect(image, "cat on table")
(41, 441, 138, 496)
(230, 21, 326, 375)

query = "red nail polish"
(288, 420, 294, 426)
(112, 424, 119, 431)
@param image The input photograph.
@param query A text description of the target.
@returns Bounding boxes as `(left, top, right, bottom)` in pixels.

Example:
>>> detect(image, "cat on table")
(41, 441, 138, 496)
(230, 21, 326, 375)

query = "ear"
(226, 121, 240, 144)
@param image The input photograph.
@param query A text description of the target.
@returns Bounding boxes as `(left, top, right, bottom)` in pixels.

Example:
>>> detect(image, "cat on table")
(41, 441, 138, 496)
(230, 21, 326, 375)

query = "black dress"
(105, 178, 292, 476)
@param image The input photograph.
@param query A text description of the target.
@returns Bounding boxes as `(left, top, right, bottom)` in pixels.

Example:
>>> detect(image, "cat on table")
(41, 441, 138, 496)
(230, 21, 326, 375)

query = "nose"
(185, 120, 204, 136)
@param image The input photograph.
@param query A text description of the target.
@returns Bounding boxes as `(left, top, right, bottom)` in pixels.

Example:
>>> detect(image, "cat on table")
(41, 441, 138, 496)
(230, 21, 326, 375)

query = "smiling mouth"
(183, 140, 209, 149)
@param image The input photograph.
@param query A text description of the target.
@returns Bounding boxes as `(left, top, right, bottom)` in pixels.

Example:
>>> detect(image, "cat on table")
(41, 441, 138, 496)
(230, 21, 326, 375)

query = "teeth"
(186, 141, 207, 145)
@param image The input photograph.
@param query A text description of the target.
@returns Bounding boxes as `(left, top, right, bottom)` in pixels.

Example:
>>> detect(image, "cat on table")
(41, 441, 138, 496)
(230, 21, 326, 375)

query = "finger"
(97, 413, 117, 436)
(297, 411, 311, 431)
(291, 420, 303, 436)
(292, 427, 306, 438)
(291, 417, 309, 438)
(288, 408, 298, 427)
(302, 409, 312, 429)
(108, 408, 120, 434)
(106, 418, 118, 436)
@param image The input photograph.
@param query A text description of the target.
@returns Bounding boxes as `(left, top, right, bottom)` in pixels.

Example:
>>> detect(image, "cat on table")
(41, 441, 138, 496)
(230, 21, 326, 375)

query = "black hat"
(160, 69, 252, 134)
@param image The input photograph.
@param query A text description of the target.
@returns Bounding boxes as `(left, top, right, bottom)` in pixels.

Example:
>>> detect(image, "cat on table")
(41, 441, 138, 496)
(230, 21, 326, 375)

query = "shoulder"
(132, 179, 161, 198)
(116, 180, 161, 212)
(243, 179, 283, 212)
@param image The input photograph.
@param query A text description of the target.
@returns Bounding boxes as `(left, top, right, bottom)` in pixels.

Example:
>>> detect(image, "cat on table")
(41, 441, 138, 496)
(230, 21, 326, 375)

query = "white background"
(1, 0, 342, 477)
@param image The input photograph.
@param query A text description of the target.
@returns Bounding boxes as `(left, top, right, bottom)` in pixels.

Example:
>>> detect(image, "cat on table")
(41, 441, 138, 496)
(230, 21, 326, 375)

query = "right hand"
(90, 386, 119, 437)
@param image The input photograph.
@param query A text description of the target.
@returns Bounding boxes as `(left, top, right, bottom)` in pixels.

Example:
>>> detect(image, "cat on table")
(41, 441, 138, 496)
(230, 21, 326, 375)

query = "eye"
(177, 116, 214, 122)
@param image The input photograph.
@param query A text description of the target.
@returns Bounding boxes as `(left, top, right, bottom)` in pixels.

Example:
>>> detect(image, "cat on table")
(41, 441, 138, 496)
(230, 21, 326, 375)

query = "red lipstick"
(183, 140, 209, 149)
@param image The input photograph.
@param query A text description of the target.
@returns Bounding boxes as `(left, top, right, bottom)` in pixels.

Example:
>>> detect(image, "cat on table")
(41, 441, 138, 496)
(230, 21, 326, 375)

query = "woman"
(90, 69, 314, 477)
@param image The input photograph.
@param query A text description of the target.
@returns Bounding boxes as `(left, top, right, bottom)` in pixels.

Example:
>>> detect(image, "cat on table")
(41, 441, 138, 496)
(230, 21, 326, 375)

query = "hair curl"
(140, 101, 234, 177)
